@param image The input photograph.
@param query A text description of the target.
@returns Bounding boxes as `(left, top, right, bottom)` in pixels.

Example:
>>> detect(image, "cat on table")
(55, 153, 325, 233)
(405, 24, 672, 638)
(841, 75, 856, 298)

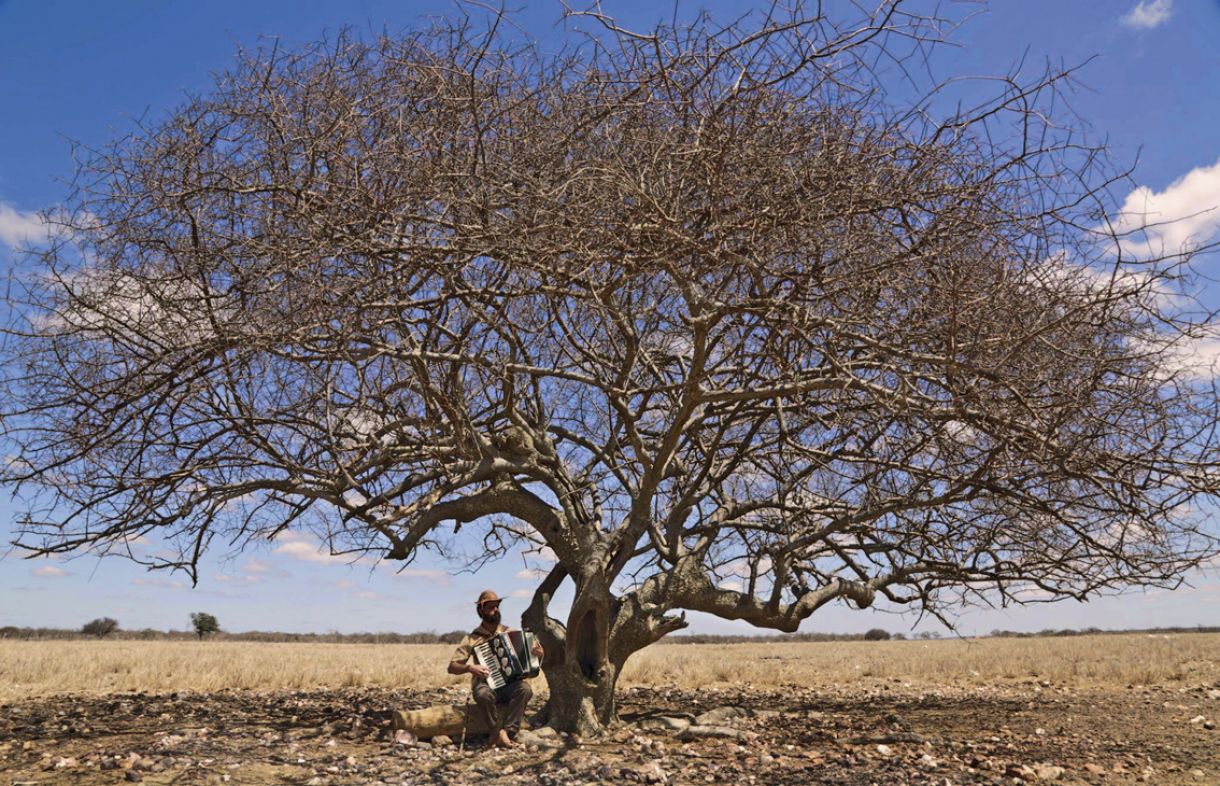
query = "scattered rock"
(393, 729, 417, 746)
(44, 755, 78, 770)
(1189, 715, 1207, 725)
(1033, 763, 1066, 781)
(846, 732, 927, 745)
(639, 715, 692, 732)
(1084, 763, 1107, 775)
(516, 729, 562, 748)
(431, 734, 453, 747)
(632, 761, 668, 784)
(125, 769, 143, 782)
(1005, 763, 1037, 779)
(694, 706, 749, 726)
(677, 725, 755, 742)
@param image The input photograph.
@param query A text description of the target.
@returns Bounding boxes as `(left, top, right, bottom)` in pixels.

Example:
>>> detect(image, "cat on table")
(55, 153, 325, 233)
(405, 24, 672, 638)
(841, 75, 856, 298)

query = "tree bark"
(541, 656, 621, 736)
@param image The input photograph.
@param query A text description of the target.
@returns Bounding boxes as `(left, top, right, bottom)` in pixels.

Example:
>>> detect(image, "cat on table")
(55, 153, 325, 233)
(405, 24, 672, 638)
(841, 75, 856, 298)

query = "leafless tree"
(3, 2, 1219, 732)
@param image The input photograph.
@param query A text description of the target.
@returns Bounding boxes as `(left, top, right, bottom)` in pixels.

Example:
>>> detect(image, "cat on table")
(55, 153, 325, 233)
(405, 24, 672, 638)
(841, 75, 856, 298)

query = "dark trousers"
(472, 679, 533, 735)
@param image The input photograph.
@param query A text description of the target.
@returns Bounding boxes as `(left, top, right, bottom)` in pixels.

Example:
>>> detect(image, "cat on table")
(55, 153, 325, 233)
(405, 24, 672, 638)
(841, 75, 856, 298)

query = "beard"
(480, 609, 501, 626)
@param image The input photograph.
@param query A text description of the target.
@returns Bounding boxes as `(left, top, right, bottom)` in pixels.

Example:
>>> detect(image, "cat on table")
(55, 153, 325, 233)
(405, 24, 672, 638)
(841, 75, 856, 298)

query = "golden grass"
(1, 633, 1217, 702)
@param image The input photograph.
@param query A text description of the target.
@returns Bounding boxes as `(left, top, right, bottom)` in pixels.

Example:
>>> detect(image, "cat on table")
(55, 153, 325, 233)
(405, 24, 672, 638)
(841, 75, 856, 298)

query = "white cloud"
(244, 558, 271, 574)
(272, 538, 367, 566)
(214, 573, 261, 584)
(397, 567, 447, 578)
(32, 565, 67, 577)
(1166, 334, 1220, 380)
(1108, 158, 1220, 259)
(509, 589, 533, 599)
(388, 566, 450, 586)
(515, 567, 549, 580)
(1120, 0, 1173, 29)
(353, 591, 384, 601)
(336, 579, 356, 589)
(0, 202, 53, 248)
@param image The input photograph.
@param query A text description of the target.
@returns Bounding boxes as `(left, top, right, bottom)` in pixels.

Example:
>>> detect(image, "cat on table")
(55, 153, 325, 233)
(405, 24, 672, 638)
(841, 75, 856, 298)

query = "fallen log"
(392, 704, 491, 740)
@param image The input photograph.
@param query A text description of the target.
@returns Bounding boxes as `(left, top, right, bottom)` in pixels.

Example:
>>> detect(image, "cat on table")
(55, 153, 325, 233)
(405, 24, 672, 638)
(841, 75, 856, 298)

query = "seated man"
(448, 589, 544, 748)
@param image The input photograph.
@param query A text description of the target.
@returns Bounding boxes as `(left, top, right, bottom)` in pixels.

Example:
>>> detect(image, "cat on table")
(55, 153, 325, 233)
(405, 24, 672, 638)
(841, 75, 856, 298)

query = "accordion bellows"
(473, 630, 541, 689)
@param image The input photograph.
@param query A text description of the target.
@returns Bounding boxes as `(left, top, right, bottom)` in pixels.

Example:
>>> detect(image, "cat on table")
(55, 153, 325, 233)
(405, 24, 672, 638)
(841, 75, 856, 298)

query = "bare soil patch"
(2, 680, 1217, 785)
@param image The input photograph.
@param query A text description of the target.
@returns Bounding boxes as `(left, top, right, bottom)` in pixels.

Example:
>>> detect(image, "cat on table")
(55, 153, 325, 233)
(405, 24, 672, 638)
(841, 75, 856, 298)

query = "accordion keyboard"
(473, 638, 510, 689)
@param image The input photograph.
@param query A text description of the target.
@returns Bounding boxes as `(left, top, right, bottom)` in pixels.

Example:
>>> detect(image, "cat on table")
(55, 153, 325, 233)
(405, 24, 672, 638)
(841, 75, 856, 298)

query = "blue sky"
(1, 0, 1218, 637)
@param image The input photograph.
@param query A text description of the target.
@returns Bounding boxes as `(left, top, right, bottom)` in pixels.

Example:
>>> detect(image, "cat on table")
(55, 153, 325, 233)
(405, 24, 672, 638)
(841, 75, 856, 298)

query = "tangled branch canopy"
(4, 2, 1219, 628)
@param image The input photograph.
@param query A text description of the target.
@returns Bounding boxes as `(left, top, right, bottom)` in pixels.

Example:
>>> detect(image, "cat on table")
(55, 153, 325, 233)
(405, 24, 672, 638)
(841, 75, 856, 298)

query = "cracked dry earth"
(2, 681, 1218, 786)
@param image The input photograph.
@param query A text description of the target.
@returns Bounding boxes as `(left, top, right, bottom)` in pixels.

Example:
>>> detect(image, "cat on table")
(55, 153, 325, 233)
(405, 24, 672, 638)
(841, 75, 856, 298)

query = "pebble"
(1033, 763, 1065, 781)
(634, 761, 668, 784)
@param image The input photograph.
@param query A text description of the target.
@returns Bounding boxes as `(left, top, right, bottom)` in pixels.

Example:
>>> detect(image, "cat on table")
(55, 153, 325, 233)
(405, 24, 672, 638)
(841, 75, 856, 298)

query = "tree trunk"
(541, 657, 620, 736)
(523, 566, 685, 735)
(534, 581, 625, 735)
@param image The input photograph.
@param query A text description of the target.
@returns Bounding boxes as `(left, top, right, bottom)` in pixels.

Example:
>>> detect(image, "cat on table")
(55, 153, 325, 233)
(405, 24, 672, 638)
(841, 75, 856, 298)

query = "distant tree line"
(988, 625, 1220, 639)
(0, 625, 470, 643)
(1, 623, 1216, 643)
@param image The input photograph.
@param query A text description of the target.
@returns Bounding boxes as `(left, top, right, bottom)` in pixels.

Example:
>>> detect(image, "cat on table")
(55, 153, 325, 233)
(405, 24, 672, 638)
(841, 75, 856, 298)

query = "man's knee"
(504, 680, 531, 706)
(473, 685, 496, 706)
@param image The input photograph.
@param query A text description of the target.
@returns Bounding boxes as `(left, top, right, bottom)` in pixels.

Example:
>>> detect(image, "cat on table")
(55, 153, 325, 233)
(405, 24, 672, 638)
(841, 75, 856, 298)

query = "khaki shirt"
(449, 622, 508, 688)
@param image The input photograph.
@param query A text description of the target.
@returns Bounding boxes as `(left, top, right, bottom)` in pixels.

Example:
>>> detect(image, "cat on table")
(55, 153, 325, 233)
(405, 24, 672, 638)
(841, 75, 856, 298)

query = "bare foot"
(494, 729, 516, 748)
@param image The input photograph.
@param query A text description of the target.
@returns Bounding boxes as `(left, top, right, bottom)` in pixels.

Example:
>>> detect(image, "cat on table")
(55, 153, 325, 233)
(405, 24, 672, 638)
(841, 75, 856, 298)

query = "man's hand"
(468, 663, 490, 679)
(531, 642, 544, 659)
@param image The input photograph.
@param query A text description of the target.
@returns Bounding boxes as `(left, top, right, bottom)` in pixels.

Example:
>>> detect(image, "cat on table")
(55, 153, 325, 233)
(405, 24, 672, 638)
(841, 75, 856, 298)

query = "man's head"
(476, 589, 502, 626)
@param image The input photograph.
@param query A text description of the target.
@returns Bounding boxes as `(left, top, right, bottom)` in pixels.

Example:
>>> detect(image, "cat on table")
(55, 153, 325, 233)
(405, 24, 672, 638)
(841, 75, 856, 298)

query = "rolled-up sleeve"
(450, 638, 472, 668)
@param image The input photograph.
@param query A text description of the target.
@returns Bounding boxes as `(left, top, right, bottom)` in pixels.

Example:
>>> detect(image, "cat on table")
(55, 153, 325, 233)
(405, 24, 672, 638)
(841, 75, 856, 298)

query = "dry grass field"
(2, 632, 1218, 701)
(4, 633, 1219, 784)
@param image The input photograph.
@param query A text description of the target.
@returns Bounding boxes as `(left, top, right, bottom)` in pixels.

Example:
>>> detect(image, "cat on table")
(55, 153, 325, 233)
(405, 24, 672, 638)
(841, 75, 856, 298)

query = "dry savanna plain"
(1, 633, 1218, 785)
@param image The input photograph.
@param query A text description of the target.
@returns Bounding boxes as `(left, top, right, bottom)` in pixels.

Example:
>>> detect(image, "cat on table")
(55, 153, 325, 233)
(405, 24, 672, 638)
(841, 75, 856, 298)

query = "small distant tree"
(190, 612, 220, 639)
(863, 628, 891, 641)
(917, 631, 941, 640)
(81, 617, 119, 638)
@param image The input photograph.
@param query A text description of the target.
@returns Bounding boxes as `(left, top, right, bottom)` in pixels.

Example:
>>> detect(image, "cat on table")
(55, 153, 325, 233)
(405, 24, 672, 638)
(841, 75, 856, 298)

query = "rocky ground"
(1, 680, 1217, 785)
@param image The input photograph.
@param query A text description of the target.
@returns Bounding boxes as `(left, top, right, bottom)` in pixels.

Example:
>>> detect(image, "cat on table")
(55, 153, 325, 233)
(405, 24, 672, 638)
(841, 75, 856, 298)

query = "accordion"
(473, 630, 541, 689)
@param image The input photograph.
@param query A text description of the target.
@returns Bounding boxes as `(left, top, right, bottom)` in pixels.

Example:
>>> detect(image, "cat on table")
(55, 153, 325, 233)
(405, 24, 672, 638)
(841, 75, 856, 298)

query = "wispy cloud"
(387, 566, 450, 586)
(214, 573, 261, 584)
(1121, 0, 1173, 29)
(1108, 158, 1220, 258)
(272, 539, 367, 566)
(244, 558, 271, 574)
(515, 567, 549, 580)
(32, 565, 68, 577)
(0, 201, 52, 247)
(353, 591, 384, 601)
